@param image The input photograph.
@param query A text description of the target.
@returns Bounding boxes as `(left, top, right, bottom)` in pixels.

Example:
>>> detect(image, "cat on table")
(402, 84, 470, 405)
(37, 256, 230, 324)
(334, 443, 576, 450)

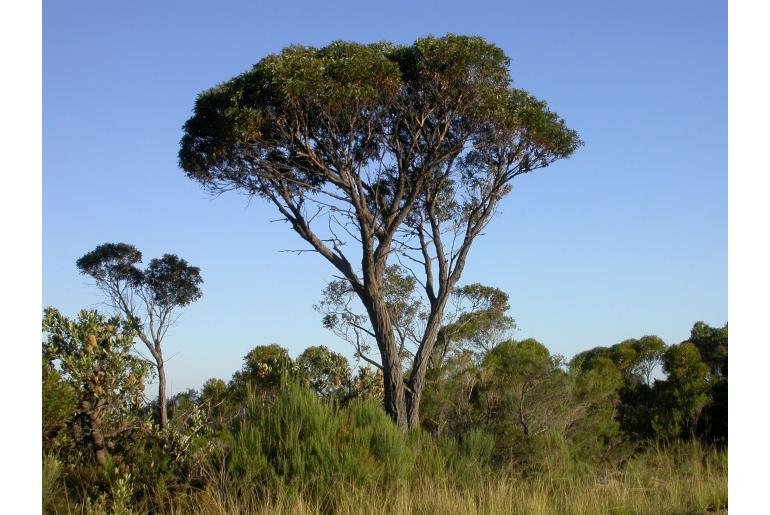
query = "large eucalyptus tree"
(179, 35, 581, 430)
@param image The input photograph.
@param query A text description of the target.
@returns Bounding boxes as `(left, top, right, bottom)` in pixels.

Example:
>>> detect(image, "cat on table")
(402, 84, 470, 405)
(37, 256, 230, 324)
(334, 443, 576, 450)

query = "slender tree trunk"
(158, 358, 168, 428)
(407, 298, 450, 430)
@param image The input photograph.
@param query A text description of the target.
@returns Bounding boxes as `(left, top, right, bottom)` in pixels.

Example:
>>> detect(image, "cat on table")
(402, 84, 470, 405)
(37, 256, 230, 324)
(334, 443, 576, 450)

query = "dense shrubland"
(42, 302, 727, 514)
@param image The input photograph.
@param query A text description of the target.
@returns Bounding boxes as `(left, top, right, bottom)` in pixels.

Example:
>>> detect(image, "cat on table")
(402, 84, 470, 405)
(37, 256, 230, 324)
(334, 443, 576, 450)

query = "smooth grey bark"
(157, 358, 168, 429)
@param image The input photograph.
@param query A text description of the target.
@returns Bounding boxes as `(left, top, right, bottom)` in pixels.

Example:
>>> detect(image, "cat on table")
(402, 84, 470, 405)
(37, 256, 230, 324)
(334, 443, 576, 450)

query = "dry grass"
(154, 443, 726, 515)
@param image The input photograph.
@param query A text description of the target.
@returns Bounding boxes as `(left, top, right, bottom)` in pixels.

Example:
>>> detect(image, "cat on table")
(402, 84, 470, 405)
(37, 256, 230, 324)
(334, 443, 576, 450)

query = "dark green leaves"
(76, 242, 143, 286)
(77, 243, 203, 311)
(179, 34, 581, 200)
(144, 254, 203, 309)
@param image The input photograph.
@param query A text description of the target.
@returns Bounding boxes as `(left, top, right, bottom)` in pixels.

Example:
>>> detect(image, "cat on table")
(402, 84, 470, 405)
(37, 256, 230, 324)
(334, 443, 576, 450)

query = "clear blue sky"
(43, 0, 726, 395)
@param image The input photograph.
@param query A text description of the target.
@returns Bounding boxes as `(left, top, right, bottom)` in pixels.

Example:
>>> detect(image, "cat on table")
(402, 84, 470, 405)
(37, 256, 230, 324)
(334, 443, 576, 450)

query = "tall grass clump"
(337, 398, 414, 485)
(227, 381, 416, 507)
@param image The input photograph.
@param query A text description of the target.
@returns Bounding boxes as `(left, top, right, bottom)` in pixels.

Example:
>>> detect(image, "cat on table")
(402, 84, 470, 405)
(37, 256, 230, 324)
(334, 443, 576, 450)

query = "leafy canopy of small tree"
(686, 321, 727, 378)
(433, 284, 515, 366)
(296, 345, 352, 402)
(179, 34, 581, 429)
(229, 344, 293, 402)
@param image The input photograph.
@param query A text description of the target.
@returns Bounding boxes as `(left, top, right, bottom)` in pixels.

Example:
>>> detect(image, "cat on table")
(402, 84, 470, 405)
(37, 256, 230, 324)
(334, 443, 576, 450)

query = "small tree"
(631, 335, 666, 386)
(228, 344, 293, 404)
(686, 321, 728, 378)
(421, 348, 479, 438)
(653, 342, 710, 440)
(685, 322, 727, 442)
(77, 243, 203, 428)
(180, 35, 581, 429)
(43, 307, 150, 465)
(567, 355, 625, 464)
(433, 284, 515, 366)
(296, 345, 352, 401)
(199, 378, 230, 429)
(479, 339, 569, 439)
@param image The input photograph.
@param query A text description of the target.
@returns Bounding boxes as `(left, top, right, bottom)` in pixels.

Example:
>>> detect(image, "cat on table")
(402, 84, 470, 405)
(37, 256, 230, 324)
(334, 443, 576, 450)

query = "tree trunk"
(382, 355, 408, 432)
(158, 360, 168, 428)
(406, 299, 450, 430)
(361, 290, 408, 431)
(89, 410, 107, 466)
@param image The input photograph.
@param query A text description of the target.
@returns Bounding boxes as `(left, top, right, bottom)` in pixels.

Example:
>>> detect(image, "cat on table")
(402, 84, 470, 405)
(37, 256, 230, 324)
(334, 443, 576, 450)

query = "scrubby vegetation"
(42, 304, 727, 514)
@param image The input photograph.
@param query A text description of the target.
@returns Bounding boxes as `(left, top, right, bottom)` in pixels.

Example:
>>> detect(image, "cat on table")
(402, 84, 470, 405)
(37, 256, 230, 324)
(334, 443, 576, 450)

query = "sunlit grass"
(142, 441, 726, 515)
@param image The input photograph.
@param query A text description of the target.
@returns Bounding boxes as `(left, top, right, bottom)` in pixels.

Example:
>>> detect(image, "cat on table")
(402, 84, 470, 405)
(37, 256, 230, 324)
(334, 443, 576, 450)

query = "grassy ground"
(149, 443, 726, 515)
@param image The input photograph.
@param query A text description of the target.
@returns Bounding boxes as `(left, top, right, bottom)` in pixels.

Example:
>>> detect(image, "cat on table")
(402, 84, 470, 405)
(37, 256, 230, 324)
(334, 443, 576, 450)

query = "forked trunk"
(365, 281, 453, 432)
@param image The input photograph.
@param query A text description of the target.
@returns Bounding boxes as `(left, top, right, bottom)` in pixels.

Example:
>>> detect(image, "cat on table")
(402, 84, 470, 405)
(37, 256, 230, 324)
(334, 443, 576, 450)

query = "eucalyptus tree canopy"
(179, 34, 581, 430)
(77, 243, 203, 428)
(686, 321, 728, 378)
(434, 284, 515, 365)
(654, 342, 711, 439)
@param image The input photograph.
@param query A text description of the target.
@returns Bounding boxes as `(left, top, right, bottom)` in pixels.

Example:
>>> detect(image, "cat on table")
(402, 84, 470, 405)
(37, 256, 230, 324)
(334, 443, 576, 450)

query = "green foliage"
(229, 381, 413, 505)
(653, 342, 711, 440)
(700, 376, 728, 442)
(687, 321, 728, 377)
(572, 330, 726, 446)
(631, 335, 666, 385)
(76, 243, 203, 322)
(75, 243, 144, 286)
(479, 339, 570, 446)
(201, 377, 227, 401)
(42, 307, 151, 466)
(684, 322, 727, 441)
(142, 254, 203, 308)
(199, 378, 230, 429)
(421, 350, 479, 438)
(229, 344, 293, 402)
(180, 39, 403, 179)
(458, 428, 496, 468)
(349, 366, 385, 403)
(42, 454, 66, 513)
(568, 358, 626, 465)
(338, 398, 414, 484)
(434, 284, 515, 365)
(573, 338, 656, 441)
(42, 358, 78, 453)
(295, 345, 351, 402)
